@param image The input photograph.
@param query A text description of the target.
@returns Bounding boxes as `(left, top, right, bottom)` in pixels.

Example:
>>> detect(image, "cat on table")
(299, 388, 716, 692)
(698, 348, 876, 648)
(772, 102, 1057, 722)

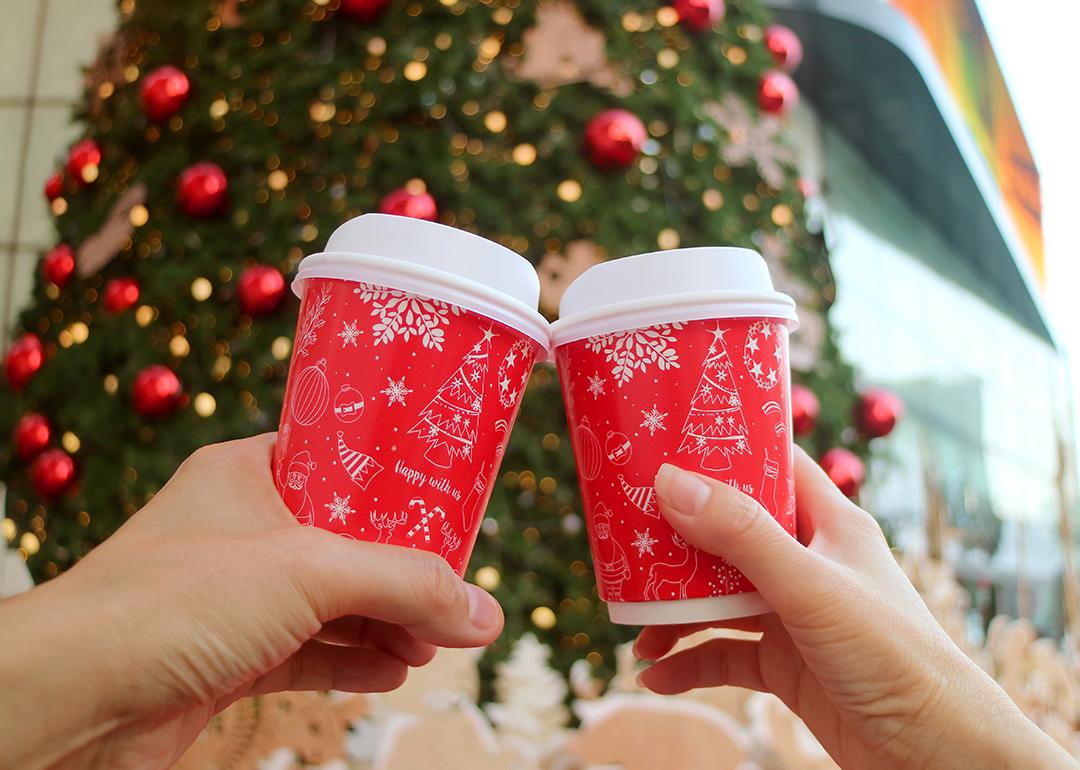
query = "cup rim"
(294, 250, 551, 350)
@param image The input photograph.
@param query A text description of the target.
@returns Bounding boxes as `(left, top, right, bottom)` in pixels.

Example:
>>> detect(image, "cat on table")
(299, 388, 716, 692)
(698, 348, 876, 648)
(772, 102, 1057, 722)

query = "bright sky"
(978, 1, 1080, 433)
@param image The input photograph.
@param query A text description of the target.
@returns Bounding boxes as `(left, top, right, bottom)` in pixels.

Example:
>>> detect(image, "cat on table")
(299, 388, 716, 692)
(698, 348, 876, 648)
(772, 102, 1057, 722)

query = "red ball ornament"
(31, 448, 76, 499)
(67, 139, 102, 187)
(764, 24, 803, 72)
(237, 265, 287, 316)
(132, 365, 182, 418)
(821, 448, 865, 498)
(758, 70, 799, 117)
(140, 65, 191, 121)
(339, 0, 391, 22)
(42, 244, 76, 288)
(44, 172, 64, 202)
(177, 162, 228, 218)
(584, 109, 647, 170)
(791, 383, 820, 436)
(5, 334, 45, 390)
(14, 413, 51, 462)
(855, 388, 904, 439)
(674, 0, 725, 32)
(103, 277, 141, 314)
(379, 186, 438, 221)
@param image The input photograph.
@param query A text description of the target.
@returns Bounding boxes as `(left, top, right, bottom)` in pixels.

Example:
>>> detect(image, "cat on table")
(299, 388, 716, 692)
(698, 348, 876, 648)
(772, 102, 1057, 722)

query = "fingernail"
(466, 584, 498, 630)
(655, 464, 711, 516)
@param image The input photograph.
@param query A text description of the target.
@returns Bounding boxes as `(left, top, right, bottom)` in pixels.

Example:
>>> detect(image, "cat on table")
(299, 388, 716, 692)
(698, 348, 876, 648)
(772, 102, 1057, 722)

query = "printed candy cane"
(406, 497, 448, 545)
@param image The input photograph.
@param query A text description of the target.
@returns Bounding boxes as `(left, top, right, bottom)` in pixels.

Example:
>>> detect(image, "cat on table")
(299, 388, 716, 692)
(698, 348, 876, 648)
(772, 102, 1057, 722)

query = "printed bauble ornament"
(855, 388, 903, 439)
(605, 430, 632, 466)
(764, 24, 803, 72)
(44, 172, 64, 202)
(140, 65, 191, 121)
(379, 185, 438, 221)
(5, 334, 45, 390)
(821, 448, 864, 498)
(575, 417, 603, 481)
(339, 0, 391, 22)
(31, 448, 76, 498)
(675, 0, 725, 32)
(237, 264, 286, 316)
(132, 364, 182, 417)
(67, 139, 102, 187)
(584, 109, 646, 170)
(42, 244, 76, 288)
(334, 384, 365, 423)
(291, 358, 329, 426)
(758, 70, 798, 117)
(791, 383, 819, 436)
(14, 413, 51, 461)
(103, 277, 140, 313)
(177, 162, 228, 218)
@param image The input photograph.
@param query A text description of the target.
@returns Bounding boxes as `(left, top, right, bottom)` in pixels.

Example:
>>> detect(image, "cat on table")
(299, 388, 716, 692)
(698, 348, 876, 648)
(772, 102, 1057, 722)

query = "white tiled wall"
(0, 0, 117, 339)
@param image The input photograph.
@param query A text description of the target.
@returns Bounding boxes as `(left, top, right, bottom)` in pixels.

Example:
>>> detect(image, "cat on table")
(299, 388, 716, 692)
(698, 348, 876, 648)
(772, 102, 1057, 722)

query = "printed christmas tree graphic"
(409, 328, 493, 469)
(677, 326, 751, 472)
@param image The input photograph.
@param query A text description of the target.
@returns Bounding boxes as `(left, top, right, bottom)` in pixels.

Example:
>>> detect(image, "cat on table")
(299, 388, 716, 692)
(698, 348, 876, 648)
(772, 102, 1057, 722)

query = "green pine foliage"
(0, 0, 860, 683)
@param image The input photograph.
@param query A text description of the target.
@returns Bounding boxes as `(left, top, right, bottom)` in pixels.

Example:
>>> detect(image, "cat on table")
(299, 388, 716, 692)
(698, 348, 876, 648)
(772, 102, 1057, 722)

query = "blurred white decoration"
(746, 694, 838, 770)
(570, 659, 603, 700)
(486, 633, 569, 766)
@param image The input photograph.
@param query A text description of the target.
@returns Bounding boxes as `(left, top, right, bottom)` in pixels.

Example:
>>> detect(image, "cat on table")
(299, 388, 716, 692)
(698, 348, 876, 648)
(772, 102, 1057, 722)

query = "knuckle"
(413, 554, 461, 618)
(850, 507, 887, 542)
(724, 493, 769, 544)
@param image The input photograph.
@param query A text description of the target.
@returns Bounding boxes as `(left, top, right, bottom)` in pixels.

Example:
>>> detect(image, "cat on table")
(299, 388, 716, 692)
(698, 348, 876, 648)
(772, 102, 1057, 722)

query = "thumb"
(654, 463, 837, 616)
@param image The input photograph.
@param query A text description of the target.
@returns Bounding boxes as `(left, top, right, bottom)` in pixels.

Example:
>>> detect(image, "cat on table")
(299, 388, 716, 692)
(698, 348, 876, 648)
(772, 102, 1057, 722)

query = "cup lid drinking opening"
(551, 247, 798, 347)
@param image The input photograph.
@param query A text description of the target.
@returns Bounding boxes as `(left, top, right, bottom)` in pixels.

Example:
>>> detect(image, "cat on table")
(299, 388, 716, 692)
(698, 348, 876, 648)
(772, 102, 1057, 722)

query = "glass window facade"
(810, 122, 1078, 635)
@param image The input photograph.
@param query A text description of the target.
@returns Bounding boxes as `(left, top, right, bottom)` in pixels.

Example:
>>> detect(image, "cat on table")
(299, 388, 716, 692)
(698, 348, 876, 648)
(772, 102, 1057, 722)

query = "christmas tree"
(0, 0, 861, 683)
(677, 325, 750, 472)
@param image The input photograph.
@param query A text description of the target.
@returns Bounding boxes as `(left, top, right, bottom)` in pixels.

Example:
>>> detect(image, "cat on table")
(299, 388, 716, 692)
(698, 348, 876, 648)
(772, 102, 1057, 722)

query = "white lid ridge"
(552, 247, 798, 346)
(294, 214, 549, 349)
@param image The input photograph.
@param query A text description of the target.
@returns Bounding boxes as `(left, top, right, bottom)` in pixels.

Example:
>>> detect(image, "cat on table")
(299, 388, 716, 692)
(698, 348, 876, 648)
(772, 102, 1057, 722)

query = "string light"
(531, 606, 557, 629)
(403, 61, 427, 81)
(703, 189, 724, 210)
(129, 204, 149, 226)
(557, 180, 582, 202)
(169, 335, 190, 357)
(20, 532, 40, 556)
(484, 111, 507, 132)
(103, 374, 119, 394)
(268, 169, 289, 190)
(194, 393, 217, 417)
(656, 6, 679, 27)
(61, 432, 80, 453)
(475, 566, 501, 590)
(657, 228, 680, 249)
(191, 277, 213, 301)
(2, 518, 15, 543)
(771, 204, 794, 226)
(271, 336, 292, 360)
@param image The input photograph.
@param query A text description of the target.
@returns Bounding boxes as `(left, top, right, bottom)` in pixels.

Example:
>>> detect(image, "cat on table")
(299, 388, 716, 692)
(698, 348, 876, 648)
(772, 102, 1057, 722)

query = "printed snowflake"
(585, 322, 684, 387)
(632, 528, 659, 557)
(703, 93, 797, 189)
(324, 492, 355, 524)
(640, 404, 668, 436)
(338, 320, 362, 347)
(381, 376, 413, 407)
(355, 283, 462, 351)
(587, 374, 607, 399)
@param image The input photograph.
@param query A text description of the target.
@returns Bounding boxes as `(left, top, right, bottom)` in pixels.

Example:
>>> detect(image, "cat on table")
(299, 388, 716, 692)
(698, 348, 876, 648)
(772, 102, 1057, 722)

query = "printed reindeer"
(370, 510, 408, 543)
(439, 521, 463, 559)
(644, 533, 700, 600)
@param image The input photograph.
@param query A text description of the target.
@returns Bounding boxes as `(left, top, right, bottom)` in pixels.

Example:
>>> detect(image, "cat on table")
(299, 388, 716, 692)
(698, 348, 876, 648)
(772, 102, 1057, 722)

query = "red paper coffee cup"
(275, 214, 549, 575)
(552, 248, 799, 625)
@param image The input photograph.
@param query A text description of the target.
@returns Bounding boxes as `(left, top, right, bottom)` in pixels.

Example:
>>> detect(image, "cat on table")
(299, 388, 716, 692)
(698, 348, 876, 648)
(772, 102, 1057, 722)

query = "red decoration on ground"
(66, 139, 102, 187)
(5, 334, 45, 390)
(791, 383, 820, 436)
(796, 176, 819, 198)
(379, 186, 438, 221)
(14, 413, 51, 461)
(758, 70, 798, 117)
(44, 172, 64, 202)
(103, 277, 141, 314)
(237, 264, 287, 316)
(42, 244, 76, 288)
(764, 24, 803, 72)
(674, 0, 725, 32)
(584, 109, 647, 170)
(140, 65, 191, 121)
(855, 388, 904, 439)
(177, 162, 228, 217)
(31, 449, 76, 498)
(339, 0, 391, 22)
(821, 448, 864, 497)
(132, 365, 183, 417)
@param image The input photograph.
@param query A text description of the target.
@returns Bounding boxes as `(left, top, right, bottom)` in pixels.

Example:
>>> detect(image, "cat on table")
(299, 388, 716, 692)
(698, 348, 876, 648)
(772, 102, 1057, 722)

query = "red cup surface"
(556, 316, 795, 621)
(275, 277, 540, 575)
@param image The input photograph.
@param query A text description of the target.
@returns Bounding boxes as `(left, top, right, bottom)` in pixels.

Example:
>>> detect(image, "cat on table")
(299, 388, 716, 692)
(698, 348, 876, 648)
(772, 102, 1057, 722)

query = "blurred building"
(769, 0, 1078, 634)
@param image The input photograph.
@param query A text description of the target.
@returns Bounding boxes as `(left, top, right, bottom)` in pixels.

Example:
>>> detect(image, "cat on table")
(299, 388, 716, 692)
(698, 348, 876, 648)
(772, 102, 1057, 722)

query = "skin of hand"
(0, 433, 503, 770)
(637, 449, 1078, 770)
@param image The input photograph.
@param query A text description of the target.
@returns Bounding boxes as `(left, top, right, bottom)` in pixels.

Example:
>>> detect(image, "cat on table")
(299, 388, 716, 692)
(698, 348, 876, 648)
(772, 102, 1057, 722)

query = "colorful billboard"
(890, 0, 1044, 283)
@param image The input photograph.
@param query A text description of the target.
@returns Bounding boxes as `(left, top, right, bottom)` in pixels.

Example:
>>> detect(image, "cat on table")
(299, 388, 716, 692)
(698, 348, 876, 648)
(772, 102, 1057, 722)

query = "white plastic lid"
(293, 214, 549, 349)
(551, 247, 798, 348)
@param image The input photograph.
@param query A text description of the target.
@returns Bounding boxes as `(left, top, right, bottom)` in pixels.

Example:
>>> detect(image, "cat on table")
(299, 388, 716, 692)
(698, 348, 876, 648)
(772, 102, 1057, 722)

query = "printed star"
(481, 327, 496, 344)
(381, 377, 413, 406)
(500, 376, 511, 393)
(745, 336, 760, 354)
(338, 320, 362, 347)
(773, 346, 783, 362)
(750, 361, 764, 378)
(710, 325, 726, 343)
(324, 492, 355, 525)
(453, 413, 462, 424)
(504, 350, 518, 368)
(632, 528, 659, 557)
(640, 404, 668, 436)
(428, 425, 440, 437)
(761, 324, 773, 338)
(587, 374, 607, 399)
